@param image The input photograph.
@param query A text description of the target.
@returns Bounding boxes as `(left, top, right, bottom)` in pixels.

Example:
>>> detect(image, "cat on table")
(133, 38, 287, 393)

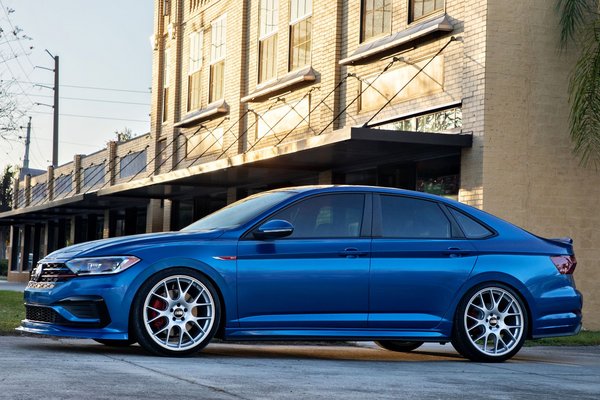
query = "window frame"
(209, 15, 227, 103)
(360, 0, 393, 43)
(161, 37, 170, 123)
(288, 0, 312, 72)
(258, 0, 279, 83)
(409, 0, 446, 24)
(372, 193, 464, 239)
(187, 30, 204, 111)
(242, 192, 373, 240)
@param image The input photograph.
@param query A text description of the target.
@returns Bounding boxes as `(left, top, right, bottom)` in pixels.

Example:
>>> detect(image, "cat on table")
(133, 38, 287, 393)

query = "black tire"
(94, 338, 136, 347)
(375, 340, 424, 352)
(131, 268, 221, 357)
(451, 283, 528, 362)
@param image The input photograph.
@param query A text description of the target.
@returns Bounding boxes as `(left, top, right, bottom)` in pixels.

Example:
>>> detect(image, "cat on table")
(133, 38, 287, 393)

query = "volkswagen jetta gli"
(20, 186, 582, 362)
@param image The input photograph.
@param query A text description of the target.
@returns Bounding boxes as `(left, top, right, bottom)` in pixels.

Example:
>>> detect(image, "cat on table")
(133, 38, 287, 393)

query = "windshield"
(181, 191, 297, 231)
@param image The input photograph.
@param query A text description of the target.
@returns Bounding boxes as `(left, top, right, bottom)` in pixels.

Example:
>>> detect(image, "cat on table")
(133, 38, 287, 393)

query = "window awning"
(174, 100, 229, 128)
(340, 14, 454, 66)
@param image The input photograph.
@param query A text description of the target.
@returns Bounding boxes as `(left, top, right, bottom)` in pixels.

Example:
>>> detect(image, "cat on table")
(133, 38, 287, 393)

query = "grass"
(526, 330, 600, 347)
(0, 290, 24, 335)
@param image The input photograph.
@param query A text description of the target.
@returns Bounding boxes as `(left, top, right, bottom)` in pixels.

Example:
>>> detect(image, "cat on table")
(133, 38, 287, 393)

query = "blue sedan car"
(20, 186, 582, 362)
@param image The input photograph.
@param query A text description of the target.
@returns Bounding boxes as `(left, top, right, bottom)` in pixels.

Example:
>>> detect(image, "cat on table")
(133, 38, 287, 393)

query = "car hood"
(42, 229, 224, 262)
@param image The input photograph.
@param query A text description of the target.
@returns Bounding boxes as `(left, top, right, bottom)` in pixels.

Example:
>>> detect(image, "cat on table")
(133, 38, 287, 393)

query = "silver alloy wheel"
(463, 287, 524, 357)
(142, 275, 215, 351)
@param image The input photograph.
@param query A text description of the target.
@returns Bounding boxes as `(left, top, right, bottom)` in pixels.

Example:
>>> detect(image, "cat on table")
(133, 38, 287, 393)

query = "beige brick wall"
(483, 0, 600, 329)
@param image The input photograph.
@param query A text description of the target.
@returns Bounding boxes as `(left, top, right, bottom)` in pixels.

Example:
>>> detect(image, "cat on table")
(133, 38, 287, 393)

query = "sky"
(0, 0, 154, 172)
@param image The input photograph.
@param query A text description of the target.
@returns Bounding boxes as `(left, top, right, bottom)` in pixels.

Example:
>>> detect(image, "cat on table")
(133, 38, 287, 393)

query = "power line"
(30, 110, 149, 123)
(3, 80, 151, 94)
(18, 93, 150, 106)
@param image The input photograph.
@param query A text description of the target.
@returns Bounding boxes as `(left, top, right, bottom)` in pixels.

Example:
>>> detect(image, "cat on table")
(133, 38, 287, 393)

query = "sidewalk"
(0, 280, 27, 292)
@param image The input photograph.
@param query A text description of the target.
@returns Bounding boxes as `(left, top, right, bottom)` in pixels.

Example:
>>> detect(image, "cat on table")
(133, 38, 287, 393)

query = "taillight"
(551, 255, 577, 274)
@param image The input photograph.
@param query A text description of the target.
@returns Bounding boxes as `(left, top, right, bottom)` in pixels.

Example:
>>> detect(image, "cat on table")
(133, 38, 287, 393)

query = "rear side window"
(380, 195, 451, 238)
(268, 194, 365, 238)
(449, 208, 493, 239)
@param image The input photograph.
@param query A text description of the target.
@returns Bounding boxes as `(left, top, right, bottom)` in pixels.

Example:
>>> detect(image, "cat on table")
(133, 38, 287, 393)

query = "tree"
(556, 0, 600, 168)
(115, 127, 133, 142)
(0, 165, 14, 212)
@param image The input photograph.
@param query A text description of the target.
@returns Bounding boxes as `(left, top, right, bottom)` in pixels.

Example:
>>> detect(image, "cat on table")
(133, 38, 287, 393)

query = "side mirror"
(253, 219, 294, 240)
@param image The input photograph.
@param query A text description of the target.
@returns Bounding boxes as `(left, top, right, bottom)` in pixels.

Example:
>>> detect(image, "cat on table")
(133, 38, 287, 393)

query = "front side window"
(361, 0, 392, 42)
(259, 0, 278, 82)
(188, 30, 203, 111)
(210, 15, 226, 102)
(379, 195, 451, 238)
(268, 194, 365, 238)
(410, 0, 444, 22)
(289, 0, 312, 71)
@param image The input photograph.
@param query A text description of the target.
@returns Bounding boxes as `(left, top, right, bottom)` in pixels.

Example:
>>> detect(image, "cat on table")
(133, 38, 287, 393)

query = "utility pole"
(23, 116, 31, 170)
(48, 50, 59, 167)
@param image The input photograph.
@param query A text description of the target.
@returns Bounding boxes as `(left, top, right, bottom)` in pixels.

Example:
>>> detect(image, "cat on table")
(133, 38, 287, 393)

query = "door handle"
(339, 248, 368, 258)
(445, 247, 471, 258)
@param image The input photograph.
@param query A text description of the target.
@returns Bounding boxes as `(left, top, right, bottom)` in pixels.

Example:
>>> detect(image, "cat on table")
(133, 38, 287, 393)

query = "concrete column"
(318, 170, 333, 184)
(102, 210, 112, 239)
(226, 187, 238, 205)
(8, 226, 18, 271)
(24, 174, 31, 207)
(107, 141, 118, 186)
(74, 155, 82, 194)
(18, 225, 31, 272)
(32, 223, 42, 266)
(70, 216, 85, 244)
(12, 178, 19, 209)
(47, 166, 55, 201)
(146, 199, 164, 233)
(162, 199, 173, 232)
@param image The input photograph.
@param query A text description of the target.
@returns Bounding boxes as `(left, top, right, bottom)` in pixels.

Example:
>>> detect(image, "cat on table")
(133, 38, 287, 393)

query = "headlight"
(65, 256, 141, 275)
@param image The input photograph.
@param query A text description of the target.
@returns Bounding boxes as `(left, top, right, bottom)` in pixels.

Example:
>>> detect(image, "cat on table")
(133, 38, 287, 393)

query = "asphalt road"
(1, 337, 598, 399)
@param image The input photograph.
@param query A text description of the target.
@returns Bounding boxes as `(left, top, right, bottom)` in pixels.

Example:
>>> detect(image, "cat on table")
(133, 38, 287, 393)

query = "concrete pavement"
(1, 336, 598, 399)
(0, 280, 27, 292)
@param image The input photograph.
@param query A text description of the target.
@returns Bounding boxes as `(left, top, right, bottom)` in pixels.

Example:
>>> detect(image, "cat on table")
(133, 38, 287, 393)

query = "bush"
(0, 259, 7, 277)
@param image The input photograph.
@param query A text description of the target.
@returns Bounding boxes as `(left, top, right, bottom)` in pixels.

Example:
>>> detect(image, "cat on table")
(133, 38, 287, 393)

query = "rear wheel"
(131, 268, 221, 356)
(375, 341, 424, 352)
(452, 283, 527, 362)
(94, 338, 136, 347)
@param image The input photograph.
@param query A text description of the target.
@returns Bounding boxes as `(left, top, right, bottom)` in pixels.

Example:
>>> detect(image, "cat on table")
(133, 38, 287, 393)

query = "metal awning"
(0, 193, 150, 226)
(97, 127, 472, 199)
(0, 127, 471, 223)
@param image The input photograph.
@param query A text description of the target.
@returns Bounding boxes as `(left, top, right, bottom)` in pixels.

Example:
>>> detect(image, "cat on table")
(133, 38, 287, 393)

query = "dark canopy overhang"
(97, 127, 472, 200)
(0, 127, 471, 224)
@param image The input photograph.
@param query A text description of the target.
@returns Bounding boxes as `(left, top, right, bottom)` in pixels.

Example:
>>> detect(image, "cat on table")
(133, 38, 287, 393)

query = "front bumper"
(20, 271, 136, 340)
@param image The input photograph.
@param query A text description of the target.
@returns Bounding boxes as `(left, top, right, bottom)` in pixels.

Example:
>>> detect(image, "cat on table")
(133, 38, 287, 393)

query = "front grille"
(25, 305, 68, 324)
(31, 262, 76, 284)
(25, 299, 111, 328)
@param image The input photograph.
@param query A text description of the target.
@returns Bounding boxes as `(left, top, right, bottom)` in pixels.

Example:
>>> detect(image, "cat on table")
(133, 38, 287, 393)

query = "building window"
(210, 15, 226, 102)
(162, 38, 170, 123)
(186, 127, 224, 158)
(54, 175, 73, 198)
(377, 107, 462, 133)
(83, 164, 105, 189)
(120, 150, 147, 179)
(410, 0, 444, 22)
(361, 0, 392, 42)
(259, 0, 279, 83)
(188, 30, 203, 111)
(289, 0, 312, 71)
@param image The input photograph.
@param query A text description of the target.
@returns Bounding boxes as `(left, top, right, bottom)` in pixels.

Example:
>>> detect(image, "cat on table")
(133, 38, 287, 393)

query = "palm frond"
(556, 0, 595, 47)
(569, 20, 600, 168)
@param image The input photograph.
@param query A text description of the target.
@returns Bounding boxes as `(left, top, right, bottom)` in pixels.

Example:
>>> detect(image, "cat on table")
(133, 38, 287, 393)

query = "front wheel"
(375, 341, 424, 352)
(452, 284, 527, 362)
(131, 268, 221, 356)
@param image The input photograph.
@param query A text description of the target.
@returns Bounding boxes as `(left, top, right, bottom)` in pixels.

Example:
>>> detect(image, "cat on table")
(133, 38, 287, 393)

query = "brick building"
(1, 0, 599, 329)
